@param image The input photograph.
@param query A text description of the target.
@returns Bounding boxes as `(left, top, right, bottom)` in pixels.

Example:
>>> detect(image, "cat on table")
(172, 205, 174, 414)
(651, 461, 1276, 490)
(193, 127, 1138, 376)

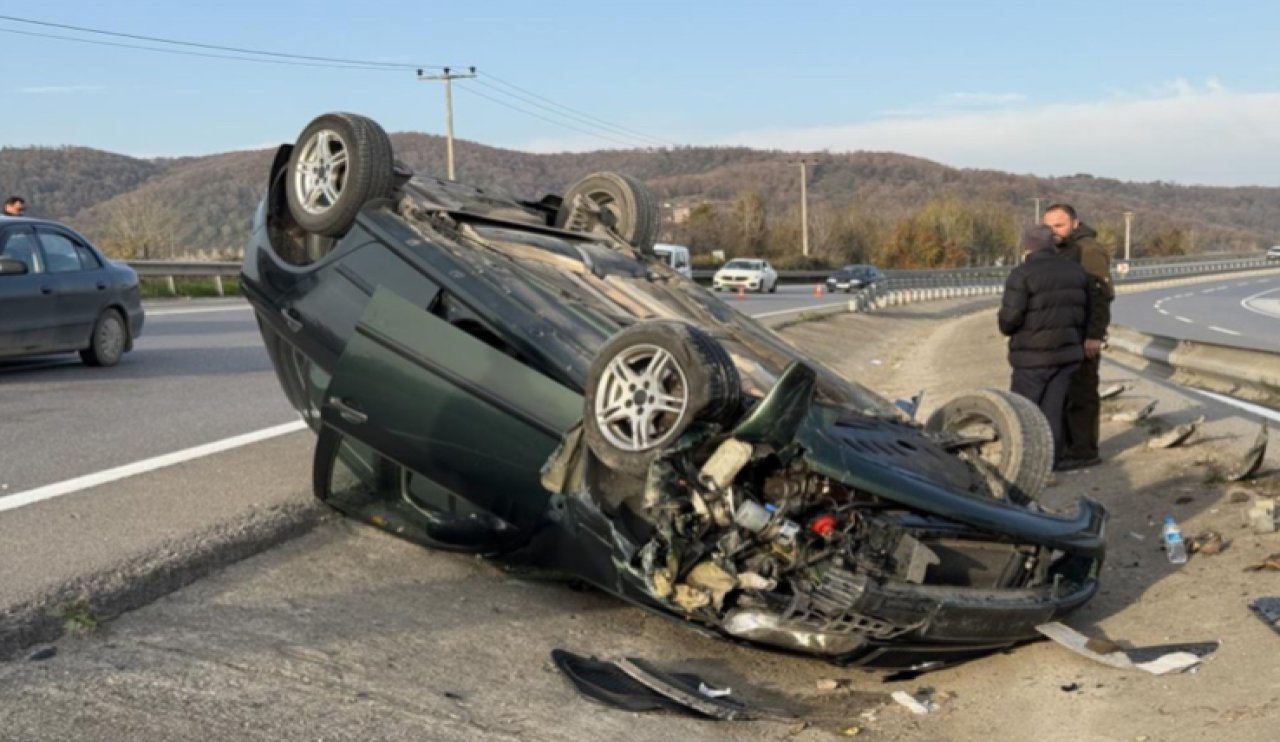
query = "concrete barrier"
(1107, 326, 1280, 407)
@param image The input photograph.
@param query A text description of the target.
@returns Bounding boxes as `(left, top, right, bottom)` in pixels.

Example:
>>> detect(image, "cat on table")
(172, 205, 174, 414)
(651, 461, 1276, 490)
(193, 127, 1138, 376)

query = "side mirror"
(0, 258, 29, 276)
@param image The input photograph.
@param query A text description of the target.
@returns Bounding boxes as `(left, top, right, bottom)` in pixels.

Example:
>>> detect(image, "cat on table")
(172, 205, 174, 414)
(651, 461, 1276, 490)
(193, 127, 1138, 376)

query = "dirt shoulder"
(2, 300, 1278, 742)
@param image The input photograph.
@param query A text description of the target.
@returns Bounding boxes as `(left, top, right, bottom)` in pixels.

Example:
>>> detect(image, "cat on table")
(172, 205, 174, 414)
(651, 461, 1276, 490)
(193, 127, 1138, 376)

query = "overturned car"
(242, 113, 1106, 669)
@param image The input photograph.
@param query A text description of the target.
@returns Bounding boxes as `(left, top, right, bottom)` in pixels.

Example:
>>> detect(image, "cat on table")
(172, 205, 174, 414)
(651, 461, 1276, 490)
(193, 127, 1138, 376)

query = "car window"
(673, 253, 688, 269)
(36, 229, 85, 273)
(0, 228, 43, 273)
(75, 244, 103, 269)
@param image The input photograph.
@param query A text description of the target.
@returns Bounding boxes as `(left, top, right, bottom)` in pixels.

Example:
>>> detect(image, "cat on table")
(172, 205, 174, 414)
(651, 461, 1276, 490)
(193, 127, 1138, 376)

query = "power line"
(2, 13, 678, 149)
(0, 14, 445, 69)
(454, 83, 642, 148)
(0, 27, 410, 71)
(479, 71, 676, 147)
(473, 75, 674, 148)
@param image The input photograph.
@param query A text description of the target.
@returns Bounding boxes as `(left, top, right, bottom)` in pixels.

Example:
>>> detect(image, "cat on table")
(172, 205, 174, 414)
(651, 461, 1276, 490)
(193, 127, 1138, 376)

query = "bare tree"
(99, 192, 180, 260)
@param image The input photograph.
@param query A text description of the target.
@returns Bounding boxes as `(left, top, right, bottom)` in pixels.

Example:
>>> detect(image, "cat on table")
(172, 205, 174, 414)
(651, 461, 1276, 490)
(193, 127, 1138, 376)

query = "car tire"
(285, 112, 396, 238)
(556, 172, 659, 255)
(80, 309, 127, 367)
(583, 320, 741, 477)
(924, 389, 1053, 505)
(769, 278, 778, 294)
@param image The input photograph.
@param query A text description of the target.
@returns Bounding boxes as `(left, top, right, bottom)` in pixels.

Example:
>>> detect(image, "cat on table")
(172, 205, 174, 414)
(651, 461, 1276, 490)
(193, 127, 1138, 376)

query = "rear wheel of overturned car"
(556, 171, 659, 255)
(285, 112, 396, 237)
(80, 308, 126, 367)
(924, 389, 1054, 504)
(583, 321, 741, 477)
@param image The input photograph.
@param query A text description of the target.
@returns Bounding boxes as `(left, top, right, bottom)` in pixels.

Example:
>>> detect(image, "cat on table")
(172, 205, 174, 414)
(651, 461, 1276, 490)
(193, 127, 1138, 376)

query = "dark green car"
(243, 113, 1106, 670)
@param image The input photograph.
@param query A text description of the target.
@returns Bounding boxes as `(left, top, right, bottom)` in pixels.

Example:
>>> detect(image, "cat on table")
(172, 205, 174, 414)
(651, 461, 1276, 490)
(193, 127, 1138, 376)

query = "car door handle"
(281, 307, 304, 333)
(327, 397, 368, 425)
(97, 281, 107, 290)
(40, 285, 54, 295)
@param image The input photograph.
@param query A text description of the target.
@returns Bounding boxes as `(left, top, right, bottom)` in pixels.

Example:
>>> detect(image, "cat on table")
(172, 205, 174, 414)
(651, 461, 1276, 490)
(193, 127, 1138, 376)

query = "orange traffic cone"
(814, 285, 825, 297)
(736, 286, 745, 300)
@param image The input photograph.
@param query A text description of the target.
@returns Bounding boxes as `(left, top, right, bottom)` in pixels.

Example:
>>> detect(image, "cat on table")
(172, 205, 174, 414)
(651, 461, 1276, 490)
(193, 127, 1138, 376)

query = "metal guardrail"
(127, 255, 1277, 298)
(692, 256, 1276, 284)
(128, 260, 240, 296)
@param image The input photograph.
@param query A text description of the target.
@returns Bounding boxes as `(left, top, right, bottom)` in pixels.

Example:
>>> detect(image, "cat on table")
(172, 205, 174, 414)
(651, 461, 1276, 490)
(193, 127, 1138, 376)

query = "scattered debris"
(816, 678, 846, 691)
(617, 657, 760, 721)
(1188, 530, 1230, 556)
(1229, 487, 1253, 504)
(1099, 383, 1128, 400)
(840, 726, 862, 736)
(26, 645, 57, 662)
(551, 650, 746, 718)
(1035, 622, 1219, 675)
(1127, 531, 1146, 541)
(890, 690, 937, 715)
(1060, 682, 1081, 692)
(698, 682, 733, 698)
(787, 721, 809, 735)
(1248, 597, 1280, 637)
(1111, 399, 1158, 423)
(1247, 497, 1278, 534)
(1147, 416, 1203, 449)
(1244, 553, 1280, 572)
(1226, 422, 1269, 482)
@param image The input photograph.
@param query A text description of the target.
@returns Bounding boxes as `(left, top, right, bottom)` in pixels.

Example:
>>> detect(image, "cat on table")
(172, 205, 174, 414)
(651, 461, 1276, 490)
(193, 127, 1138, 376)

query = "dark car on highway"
(243, 112, 1107, 670)
(825, 264, 885, 293)
(0, 216, 144, 366)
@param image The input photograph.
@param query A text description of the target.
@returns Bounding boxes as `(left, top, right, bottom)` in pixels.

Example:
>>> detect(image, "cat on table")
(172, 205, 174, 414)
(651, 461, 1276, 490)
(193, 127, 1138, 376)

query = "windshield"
(724, 259, 762, 270)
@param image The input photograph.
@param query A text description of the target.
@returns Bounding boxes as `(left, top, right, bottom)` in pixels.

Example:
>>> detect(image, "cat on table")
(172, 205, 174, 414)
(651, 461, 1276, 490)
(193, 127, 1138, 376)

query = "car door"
(0, 226, 58, 354)
(319, 286, 583, 541)
(34, 227, 106, 349)
(764, 261, 777, 289)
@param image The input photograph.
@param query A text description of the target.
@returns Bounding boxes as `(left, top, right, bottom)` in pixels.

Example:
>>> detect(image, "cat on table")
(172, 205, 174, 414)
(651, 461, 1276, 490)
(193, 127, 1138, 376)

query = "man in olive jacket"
(1043, 204, 1113, 469)
(999, 225, 1092, 467)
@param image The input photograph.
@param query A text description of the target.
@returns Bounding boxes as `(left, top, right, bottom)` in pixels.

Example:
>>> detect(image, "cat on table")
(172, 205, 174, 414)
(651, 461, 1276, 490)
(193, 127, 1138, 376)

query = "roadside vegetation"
(139, 276, 241, 299)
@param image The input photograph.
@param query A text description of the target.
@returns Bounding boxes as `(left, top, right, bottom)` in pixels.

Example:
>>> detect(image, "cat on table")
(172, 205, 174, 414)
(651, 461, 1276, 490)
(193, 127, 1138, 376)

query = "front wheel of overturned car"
(583, 321, 742, 477)
(285, 112, 395, 237)
(924, 388, 1054, 505)
(556, 171, 659, 255)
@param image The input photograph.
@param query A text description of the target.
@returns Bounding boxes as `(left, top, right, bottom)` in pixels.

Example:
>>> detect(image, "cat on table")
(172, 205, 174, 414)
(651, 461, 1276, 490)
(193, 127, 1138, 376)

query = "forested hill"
(1, 131, 1275, 265)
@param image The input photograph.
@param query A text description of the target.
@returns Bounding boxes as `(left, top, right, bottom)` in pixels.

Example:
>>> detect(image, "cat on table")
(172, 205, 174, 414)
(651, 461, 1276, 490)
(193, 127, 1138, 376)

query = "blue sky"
(5, 1, 1280, 185)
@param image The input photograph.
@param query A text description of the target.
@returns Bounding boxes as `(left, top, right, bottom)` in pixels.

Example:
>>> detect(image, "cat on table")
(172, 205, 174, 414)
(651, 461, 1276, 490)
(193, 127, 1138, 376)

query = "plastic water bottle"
(1162, 516, 1188, 564)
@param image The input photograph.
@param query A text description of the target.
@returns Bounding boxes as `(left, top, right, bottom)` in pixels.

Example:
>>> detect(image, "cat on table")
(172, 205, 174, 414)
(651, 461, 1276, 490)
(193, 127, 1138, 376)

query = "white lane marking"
(1157, 309, 1169, 315)
(750, 301, 852, 319)
(1192, 389, 1280, 424)
(0, 421, 308, 514)
(1241, 285, 1280, 319)
(1175, 316, 1194, 323)
(1209, 325, 1242, 336)
(146, 305, 253, 317)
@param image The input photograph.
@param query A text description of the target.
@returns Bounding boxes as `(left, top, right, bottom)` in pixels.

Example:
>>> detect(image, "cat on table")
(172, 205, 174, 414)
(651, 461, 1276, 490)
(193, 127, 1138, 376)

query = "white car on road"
(713, 258, 778, 293)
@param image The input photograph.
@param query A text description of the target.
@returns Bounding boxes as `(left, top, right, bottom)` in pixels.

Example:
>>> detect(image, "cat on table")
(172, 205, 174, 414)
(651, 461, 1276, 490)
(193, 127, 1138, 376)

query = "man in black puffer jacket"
(998, 225, 1092, 467)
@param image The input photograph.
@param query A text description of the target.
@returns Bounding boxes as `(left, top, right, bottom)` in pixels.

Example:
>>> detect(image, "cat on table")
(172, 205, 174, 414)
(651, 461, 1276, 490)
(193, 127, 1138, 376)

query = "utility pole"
(1032, 197, 1044, 225)
(417, 66, 476, 180)
(1123, 211, 1134, 261)
(790, 159, 818, 258)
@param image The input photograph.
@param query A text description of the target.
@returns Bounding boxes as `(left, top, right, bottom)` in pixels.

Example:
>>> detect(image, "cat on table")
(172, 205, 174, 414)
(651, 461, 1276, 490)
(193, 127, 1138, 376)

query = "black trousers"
(1011, 362, 1080, 463)
(1064, 354, 1101, 459)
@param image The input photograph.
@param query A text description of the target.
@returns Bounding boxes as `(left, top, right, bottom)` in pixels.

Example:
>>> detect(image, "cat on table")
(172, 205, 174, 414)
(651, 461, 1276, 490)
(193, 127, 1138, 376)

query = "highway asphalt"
(0, 300, 297, 495)
(1113, 272, 1280, 353)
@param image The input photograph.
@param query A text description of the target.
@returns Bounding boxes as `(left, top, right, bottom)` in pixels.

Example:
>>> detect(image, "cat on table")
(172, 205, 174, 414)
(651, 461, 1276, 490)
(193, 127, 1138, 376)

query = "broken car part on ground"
(241, 112, 1108, 669)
